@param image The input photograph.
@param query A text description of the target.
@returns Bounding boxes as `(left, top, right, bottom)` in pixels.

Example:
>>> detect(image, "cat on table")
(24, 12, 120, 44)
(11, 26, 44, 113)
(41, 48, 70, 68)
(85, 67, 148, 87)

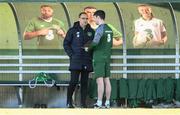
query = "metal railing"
(0, 54, 178, 74)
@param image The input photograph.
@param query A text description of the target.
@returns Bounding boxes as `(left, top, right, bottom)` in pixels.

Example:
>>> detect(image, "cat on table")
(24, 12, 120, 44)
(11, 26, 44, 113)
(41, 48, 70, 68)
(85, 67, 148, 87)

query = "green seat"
(144, 79, 156, 101)
(164, 78, 175, 102)
(110, 79, 118, 100)
(128, 79, 139, 99)
(175, 79, 180, 101)
(137, 79, 147, 101)
(119, 78, 128, 99)
(156, 78, 164, 100)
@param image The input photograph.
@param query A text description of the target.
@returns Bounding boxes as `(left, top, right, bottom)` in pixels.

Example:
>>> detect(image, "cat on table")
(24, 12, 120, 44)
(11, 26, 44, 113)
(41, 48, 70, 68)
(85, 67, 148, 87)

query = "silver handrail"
(0, 54, 179, 74)
(0, 55, 178, 59)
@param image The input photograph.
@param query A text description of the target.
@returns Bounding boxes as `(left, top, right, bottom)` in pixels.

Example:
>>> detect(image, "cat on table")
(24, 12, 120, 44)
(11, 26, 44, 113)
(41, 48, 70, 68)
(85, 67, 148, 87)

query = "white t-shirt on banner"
(133, 17, 166, 48)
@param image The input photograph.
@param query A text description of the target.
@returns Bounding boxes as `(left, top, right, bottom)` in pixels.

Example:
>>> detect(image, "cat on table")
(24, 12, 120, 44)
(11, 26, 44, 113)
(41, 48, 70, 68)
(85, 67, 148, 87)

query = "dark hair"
(93, 10, 105, 20)
(40, 5, 53, 9)
(84, 6, 97, 11)
(79, 12, 87, 18)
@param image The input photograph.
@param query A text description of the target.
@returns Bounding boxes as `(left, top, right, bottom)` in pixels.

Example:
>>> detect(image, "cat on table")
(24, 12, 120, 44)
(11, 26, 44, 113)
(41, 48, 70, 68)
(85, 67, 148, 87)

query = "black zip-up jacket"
(63, 21, 95, 71)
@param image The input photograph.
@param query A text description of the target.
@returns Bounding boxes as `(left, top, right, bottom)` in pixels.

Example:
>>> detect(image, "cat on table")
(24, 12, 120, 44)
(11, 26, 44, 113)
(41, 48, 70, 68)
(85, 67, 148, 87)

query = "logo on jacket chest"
(87, 32, 92, 37)
(76, 31, 92, 38)
(76, 32, 80, 38)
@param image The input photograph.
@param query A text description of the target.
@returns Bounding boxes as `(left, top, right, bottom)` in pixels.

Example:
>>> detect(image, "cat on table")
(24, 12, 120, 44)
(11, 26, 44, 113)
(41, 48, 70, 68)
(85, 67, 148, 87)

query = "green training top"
(90, 24, 113, 62)
(24, 17, 65, 49)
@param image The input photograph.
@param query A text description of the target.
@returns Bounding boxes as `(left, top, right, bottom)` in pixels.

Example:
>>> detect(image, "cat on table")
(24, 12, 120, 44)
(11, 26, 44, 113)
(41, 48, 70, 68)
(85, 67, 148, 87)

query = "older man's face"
(84, 8, 96, 22)
(79, 14, 88, 27)
(40, 6, 53, 19)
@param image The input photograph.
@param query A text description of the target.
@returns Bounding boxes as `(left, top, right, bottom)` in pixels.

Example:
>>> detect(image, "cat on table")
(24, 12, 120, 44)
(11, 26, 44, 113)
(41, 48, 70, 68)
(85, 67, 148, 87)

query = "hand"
(57, 28, 64, 35)
(160, 40, 165, 44)
(57, 29, 65, 38)
(113, 38, 122, 47)
(37, 28, 49, 36)
(81, 47, 89, 52)
(148, 39, 164, 46)
(52, 25, 61, 30)
(84, 47, 89, 52)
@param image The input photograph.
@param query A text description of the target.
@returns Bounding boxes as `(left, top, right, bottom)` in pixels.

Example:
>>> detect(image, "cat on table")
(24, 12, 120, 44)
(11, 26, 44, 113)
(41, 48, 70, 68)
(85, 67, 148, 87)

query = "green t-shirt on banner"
(24, 17, 65, 49)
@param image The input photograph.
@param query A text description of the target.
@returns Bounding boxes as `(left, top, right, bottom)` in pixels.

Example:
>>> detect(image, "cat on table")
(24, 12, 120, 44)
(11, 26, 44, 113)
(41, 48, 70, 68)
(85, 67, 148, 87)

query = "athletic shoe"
(104, 104, 110, 109)
(94, 103, 102, 109)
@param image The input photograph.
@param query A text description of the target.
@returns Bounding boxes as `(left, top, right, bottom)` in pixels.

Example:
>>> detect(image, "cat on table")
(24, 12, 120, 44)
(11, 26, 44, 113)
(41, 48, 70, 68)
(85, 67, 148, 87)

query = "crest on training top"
(87, 32, 92, 37)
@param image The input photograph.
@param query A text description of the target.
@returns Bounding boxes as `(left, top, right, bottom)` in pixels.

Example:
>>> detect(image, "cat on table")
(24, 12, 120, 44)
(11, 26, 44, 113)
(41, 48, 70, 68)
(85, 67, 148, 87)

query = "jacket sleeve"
(63, 29, 73, 57)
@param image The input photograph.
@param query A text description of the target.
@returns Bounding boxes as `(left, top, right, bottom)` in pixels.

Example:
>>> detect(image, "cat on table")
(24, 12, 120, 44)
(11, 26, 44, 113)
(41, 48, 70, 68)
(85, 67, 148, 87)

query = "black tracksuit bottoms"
(67, 70, 89, 106)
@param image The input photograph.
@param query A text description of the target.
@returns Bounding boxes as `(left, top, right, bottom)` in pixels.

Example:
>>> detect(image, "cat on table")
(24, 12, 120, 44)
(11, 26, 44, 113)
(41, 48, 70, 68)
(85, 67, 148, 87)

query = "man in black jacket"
(63, 12, 95, 108)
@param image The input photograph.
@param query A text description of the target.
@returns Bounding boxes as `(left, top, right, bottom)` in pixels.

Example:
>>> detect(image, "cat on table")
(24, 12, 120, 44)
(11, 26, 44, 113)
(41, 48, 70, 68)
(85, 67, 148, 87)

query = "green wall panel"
(0, 3, 18, 50)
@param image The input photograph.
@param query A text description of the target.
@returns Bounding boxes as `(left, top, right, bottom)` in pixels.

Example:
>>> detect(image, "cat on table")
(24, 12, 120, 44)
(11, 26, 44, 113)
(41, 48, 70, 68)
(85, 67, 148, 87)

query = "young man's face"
(40, 6, 53, 19)
(79, 14, 88, 27)
(138, 6, 152, 20)
(93, 16, 100, 25)
(84, 8, 97, 22)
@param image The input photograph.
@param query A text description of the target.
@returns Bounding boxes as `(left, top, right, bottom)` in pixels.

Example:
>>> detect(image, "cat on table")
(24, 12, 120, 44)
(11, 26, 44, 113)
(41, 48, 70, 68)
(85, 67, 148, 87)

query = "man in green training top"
(23, 5, 66, 49)
(87, 10, 113, 108)
(84, 6, 123, 47)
